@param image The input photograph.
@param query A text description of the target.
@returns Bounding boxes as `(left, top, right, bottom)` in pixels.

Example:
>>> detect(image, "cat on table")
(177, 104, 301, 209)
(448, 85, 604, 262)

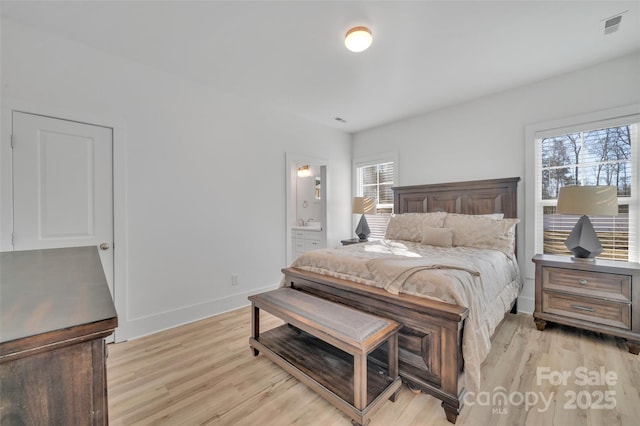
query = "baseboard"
(517, 295, 534, 315)
(115, 283, 279, 342)
(115, 287, 536, 342)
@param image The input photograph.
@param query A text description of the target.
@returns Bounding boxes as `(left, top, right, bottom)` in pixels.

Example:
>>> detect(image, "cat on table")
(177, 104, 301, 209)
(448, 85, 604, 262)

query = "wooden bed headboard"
(393, 177, 520, 218)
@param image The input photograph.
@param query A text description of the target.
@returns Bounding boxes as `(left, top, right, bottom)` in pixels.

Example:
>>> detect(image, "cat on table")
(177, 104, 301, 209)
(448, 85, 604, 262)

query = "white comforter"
(289, 239, 522, 393)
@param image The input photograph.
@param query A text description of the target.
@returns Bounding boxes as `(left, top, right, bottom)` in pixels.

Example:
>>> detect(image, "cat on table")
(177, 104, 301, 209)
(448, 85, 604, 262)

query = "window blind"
(534, 118, 639, 262)
(355, 159, 396, 240)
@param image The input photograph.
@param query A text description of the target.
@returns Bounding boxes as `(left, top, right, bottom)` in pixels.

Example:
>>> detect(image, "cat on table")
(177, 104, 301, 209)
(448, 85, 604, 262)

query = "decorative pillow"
(384, 212, 447, 242)
(447, 213, 504, 220)
(478, 213, 504, 220)
(443, 214, 519, 253)
(421, 226, 454, 247)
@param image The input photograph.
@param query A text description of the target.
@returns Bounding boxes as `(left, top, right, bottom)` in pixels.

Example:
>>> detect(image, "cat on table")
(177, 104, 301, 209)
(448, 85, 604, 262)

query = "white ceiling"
(2, 1, 639, 133)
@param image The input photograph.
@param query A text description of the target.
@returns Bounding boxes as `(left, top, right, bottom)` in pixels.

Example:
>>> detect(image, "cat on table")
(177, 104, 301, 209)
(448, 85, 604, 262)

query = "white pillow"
(421, 226, 454, 247)
(443, 214, 519, 253)
(447, 213, 504, 220)
(385, 212, 447, 242)
(478, 213, 504, 220)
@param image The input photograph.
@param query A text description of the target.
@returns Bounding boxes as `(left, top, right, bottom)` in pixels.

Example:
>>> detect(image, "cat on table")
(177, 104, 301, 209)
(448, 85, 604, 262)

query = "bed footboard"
(282, 267, 469, 423)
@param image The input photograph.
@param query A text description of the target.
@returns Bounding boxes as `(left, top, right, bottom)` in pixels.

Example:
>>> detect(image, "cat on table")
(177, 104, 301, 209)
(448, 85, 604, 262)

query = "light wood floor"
(108, 307, 640, 425)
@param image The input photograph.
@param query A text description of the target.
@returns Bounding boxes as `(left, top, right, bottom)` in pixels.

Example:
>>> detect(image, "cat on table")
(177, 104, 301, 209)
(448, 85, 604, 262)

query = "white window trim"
(525, 104, 640, 279)
(352, 152, 398, 238)
(352, 151, 399, 197)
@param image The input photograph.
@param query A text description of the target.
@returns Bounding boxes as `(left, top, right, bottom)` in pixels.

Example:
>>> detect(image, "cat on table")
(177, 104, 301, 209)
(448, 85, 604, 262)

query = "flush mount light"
(345, 26, 372, 52)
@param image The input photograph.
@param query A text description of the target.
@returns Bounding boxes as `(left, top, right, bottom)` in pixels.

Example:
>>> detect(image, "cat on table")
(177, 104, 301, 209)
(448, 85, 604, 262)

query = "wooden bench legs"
(387, 333, 400, 402)
(352, 337, 400, 410)
(354, 353, 367, 411)
(250, 302, 260, 356)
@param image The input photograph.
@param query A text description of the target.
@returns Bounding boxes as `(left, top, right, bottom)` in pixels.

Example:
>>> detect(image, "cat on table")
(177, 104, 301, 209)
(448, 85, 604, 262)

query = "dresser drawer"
(293, 230, 322, 241)
(293, 239, 306, 251)
(304, 239, 322, 251)
(292, 229, 325, 259)
(542, 291, 630, 329)
(543, 267, 631, 302)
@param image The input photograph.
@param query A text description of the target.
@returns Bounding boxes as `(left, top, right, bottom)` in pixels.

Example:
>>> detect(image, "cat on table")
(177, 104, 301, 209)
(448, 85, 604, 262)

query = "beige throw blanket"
(366, 256, 480, 295)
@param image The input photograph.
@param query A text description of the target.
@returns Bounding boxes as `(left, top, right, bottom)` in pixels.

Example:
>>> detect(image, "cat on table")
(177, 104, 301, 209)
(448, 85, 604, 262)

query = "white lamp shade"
(345, 26, 373, 52)
(556, 186, 618, 216)
(352, 197, 375, 214)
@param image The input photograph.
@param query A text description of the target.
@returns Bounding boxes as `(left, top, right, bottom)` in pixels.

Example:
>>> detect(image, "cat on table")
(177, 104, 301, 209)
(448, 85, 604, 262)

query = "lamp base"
(355, 214, 370, 241)
(570, 256, 597, 262)
(565, 215, 602, 260)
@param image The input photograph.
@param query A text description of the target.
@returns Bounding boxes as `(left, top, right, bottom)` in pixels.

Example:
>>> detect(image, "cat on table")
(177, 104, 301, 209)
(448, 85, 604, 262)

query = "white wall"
(1, 18, 352, 341)
(353, 51, 640, 313)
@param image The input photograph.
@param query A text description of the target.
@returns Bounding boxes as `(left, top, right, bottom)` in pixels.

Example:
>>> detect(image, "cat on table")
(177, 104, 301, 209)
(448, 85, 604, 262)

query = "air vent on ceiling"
(604, 15, 622, 35)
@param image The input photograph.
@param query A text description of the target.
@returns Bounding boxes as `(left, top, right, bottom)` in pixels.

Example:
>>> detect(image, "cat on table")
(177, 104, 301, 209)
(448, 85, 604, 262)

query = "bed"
(281, 177, 521, 423)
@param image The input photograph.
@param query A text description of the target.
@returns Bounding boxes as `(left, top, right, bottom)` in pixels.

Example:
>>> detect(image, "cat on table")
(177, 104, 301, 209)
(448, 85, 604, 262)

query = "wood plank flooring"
(108, 308, 640, 425)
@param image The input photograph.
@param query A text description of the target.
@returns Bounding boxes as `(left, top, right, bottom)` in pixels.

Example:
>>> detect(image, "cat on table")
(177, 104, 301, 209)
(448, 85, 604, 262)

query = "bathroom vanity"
(292, 226, 326, 258)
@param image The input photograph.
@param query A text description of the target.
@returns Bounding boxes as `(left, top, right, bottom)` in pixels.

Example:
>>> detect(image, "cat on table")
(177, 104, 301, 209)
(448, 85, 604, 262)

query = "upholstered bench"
(249, 288, 402, 426)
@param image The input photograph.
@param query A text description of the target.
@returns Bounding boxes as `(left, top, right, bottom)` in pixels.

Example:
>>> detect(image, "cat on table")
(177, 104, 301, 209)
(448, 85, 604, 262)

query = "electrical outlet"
(231, 274, 240, 286)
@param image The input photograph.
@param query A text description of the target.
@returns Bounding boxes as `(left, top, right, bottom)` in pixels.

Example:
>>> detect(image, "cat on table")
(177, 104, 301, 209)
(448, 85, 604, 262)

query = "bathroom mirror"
(314, 177, 321, 200)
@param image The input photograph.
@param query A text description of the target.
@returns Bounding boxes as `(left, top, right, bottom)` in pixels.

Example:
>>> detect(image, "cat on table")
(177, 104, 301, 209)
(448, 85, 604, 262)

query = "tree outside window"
(539, 125, 634, 260)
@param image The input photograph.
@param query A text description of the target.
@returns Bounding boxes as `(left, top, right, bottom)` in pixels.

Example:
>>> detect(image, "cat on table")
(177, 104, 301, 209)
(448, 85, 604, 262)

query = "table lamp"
(352, 197, 375, 241)
(556, 185, 618, 260)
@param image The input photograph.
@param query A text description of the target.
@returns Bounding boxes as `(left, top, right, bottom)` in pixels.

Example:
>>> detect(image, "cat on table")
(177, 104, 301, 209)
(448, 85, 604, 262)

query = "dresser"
(292, 228, 325, 258)
(532, 254, 640, 355)
(0, 247, 118, 425)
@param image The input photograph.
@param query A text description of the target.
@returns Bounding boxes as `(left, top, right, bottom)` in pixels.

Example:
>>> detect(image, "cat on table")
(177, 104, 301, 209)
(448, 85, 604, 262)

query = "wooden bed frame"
(281, 177, 520, 423)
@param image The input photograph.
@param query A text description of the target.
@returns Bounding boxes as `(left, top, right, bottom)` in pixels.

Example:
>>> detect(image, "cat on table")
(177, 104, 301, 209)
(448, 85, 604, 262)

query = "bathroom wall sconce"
(297, 165, 311, 177)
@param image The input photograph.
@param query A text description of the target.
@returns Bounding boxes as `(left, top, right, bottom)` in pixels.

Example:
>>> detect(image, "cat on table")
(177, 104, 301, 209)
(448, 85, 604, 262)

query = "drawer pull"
(578, 279, 588, 285)
(570, 304, 595, 312)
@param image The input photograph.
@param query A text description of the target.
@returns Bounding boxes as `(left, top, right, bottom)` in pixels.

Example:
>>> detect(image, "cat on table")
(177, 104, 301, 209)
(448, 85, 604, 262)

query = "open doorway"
(285, 153, 327, 265)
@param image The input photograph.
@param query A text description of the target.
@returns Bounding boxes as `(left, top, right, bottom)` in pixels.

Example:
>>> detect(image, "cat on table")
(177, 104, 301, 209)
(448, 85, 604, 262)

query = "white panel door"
(12, 111, 114, 296)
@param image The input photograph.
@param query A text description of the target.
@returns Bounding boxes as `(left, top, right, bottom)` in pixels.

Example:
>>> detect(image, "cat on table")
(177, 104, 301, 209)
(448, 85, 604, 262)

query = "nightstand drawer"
(543, 267, 631, 302)
(543, 291, 631, 329)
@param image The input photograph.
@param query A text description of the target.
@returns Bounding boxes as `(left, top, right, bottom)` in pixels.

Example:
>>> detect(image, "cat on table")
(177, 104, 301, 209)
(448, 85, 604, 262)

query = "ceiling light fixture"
(345, 26, 372, 53)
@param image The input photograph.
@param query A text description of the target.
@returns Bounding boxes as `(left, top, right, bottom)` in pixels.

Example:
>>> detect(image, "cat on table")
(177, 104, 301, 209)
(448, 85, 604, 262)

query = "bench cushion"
(258, 289, 392, 342)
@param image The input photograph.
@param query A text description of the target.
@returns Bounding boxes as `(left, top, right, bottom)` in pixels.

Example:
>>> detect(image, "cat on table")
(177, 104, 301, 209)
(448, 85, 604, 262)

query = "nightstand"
(341, 238, 367, 245)
(532, 254, 640, 355)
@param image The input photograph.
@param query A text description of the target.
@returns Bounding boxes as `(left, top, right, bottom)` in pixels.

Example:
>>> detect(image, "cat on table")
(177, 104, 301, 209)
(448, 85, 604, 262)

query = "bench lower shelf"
(251, 324, 401, 425)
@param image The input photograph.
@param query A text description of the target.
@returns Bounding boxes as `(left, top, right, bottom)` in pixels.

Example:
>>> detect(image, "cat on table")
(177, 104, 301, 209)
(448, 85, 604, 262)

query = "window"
(354, 154, 397, 239)
(534, 118, 639, 262)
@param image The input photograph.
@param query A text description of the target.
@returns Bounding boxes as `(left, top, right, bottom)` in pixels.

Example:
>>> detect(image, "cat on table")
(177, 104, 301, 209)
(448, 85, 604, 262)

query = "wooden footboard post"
(439, 319, 465, 424)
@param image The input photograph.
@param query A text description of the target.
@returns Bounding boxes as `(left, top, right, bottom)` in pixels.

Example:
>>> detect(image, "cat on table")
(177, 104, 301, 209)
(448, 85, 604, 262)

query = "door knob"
(100, 242, 110, 250)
